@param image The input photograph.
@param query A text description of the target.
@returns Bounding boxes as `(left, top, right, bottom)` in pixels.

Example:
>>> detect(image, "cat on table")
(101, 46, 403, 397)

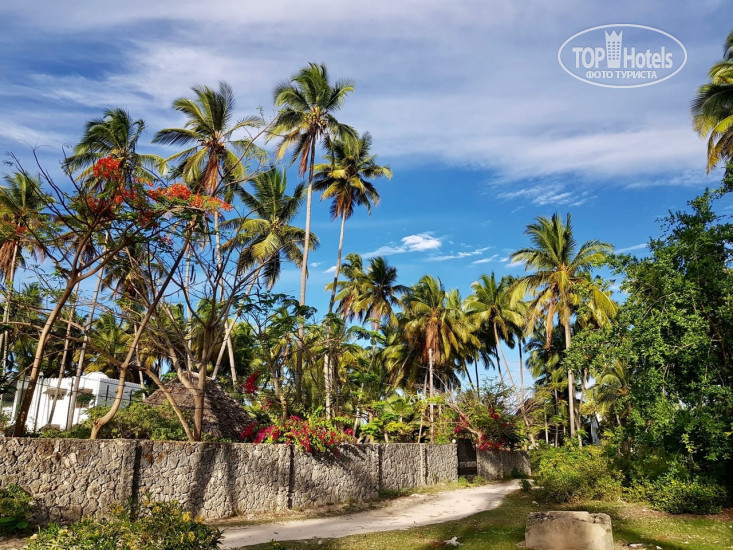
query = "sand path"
(221, 479, 521, 548)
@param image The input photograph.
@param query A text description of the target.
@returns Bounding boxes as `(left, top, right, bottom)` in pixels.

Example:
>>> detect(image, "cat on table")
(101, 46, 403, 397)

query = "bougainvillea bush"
(240, 416, 355, 453)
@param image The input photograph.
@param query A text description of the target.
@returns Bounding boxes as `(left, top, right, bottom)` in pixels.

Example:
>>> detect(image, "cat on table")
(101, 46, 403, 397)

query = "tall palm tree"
(214, 168, 314, 380)
(402, 275, 478, 441)
(271, 63, 355, 402)
(63, 108, 163, 182)
(153, 82, 261, 196)
(691, 31, 733, 173)
(154, 82, 262, 379)
(510, 213, 615, 437)
(314, 132, 391, 314)
(0, 172, 50, 375)
(227, 168, 312, 290)
(354, 257, 407, 332)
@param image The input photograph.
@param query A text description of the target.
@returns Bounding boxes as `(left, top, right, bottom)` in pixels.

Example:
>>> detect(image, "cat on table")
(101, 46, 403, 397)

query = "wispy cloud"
(472, 253, 500, 265)
(364, 233, 442, 257)
(427, 246, 490, 262)
(615, 243, 648, 253)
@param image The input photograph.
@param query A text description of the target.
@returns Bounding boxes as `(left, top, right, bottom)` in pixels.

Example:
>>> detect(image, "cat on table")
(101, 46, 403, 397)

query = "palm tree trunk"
(13, 280, 76, 436)
(295, 140, 317, 405)
(91, 242, 188, 439)
(0, 243, 19, 376)
(494, 326, 535, 447)
(47, 301, 76, 426)
(429, 348, 435, 444)
(577, 368, 587, 447)
(323, 212, 347, 419)
(563, 319, 576, 438)
(66, 268, 104, 430)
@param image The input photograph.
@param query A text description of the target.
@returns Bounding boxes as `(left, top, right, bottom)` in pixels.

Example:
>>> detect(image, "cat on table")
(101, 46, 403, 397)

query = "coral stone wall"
(476, 448, 531, 480)
(0, 438, 526, 521)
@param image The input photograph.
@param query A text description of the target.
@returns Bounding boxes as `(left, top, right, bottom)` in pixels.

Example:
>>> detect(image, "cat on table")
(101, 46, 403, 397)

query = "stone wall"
(476, 448, 530, 479)
(0, 438, 525, 521)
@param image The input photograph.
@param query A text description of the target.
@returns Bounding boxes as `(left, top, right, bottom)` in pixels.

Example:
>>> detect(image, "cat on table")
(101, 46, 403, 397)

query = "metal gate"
(457, 438, 477, 478)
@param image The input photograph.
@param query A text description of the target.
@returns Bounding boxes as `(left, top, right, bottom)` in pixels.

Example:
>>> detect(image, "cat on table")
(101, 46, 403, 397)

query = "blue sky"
(1, 1, 731, 382)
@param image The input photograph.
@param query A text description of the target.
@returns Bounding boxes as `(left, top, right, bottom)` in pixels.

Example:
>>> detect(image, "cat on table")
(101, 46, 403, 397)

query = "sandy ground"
(221, 480, 521, 548)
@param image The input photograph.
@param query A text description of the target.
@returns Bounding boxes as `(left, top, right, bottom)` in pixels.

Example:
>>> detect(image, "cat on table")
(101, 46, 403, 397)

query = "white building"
(9, 372, 142, 432)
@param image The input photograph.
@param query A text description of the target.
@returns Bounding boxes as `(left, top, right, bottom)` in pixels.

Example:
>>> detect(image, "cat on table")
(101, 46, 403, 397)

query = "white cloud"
(472, 254, 500, 265)
(364, 233, 442, 257)
(323, 265, 337, 274)
(427, 247, 491, 262)
(615, 243, 648, 253)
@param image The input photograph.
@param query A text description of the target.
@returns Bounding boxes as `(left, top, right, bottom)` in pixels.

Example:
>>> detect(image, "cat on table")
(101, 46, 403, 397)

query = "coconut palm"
(510, 213, 615, 437)
(227, 168, 312, 290)
(271, 63, 355, 402)
(213, 168, 314, 381)
(0, 172, 51, 375)
(314, 132, 391, 314)
(402, 277, 478, 441)
(153, 82, 262, 195)
(63, 108, 163, 182)
(691, 31, 733, 173)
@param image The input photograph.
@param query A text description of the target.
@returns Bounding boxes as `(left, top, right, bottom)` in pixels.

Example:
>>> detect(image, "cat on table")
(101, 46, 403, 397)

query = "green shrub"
(521, 479, 532, 493)
(534, 444, 622, 503)
(27, 498, 221, 549)
(626, 475, 726, 515)
(0, 484, 32, 535)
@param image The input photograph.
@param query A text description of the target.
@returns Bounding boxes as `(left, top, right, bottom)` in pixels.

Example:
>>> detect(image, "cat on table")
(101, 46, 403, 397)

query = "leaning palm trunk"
(494, 326, 535, 447)
(90, 243, 188, 439)
(563, 318, 576, 438)
(0, 242, 19, 376)
(13, 279, 77, 435)
(65, 268, 104, 430)
(47, 301, 76, 426)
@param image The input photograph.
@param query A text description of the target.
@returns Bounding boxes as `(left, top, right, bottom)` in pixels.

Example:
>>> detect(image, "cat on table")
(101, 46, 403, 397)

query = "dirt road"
(221, 479, 521, 548)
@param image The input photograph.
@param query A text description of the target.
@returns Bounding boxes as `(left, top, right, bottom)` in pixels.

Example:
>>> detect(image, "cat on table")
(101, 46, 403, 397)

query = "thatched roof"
(145, 375, 254, 440)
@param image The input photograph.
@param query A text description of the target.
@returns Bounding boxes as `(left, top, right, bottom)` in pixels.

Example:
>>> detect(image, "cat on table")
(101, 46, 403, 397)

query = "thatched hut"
(145, 375, 253, 440)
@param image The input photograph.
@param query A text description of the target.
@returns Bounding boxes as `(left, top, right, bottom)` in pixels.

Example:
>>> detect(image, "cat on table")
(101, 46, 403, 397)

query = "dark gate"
(457, 438, 477, 478)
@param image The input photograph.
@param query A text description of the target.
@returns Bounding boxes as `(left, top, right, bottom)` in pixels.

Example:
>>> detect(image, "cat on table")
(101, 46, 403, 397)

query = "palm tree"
(356, 257, 408, 332)
(63, 108, 163, 182)
(314, 132, 391, 314)
(0, 172, 50, 375)
(228, 168, 312, 290)
(511, 213, 615, 437)
(213, 168, 314, 380)
(691, 31, 733, 173)
(154, 82, 262, 379)
(402, 275, 479, 442)
(271, 63, 355, 402)
(153, 82, 261, 195)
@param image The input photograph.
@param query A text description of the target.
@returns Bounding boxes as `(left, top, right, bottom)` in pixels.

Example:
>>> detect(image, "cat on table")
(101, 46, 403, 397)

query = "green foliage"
(624, 475, 726, 515)
(447, 388, 523, 450)
(520, 479, 532, 493)
(82, 402, 189, 440)
(0, 484, 32, 535)
(534, 444, 622, 503)
(27, 498, 221, 549)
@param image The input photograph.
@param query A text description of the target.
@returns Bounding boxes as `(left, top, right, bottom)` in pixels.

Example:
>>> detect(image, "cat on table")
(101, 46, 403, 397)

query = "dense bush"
(0, 483, 32, 535)
(534, 444, 622, 503)
(40, 402, 190, 441)
(624, 474, 726, 514)
(26, 498, 221, 549)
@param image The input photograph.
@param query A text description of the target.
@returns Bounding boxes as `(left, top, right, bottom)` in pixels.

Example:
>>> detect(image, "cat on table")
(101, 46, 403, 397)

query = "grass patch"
(241, 492, 732, 550)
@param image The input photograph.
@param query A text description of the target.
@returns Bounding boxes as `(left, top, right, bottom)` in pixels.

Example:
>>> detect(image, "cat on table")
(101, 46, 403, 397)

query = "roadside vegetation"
(0, 28, 731, 549)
